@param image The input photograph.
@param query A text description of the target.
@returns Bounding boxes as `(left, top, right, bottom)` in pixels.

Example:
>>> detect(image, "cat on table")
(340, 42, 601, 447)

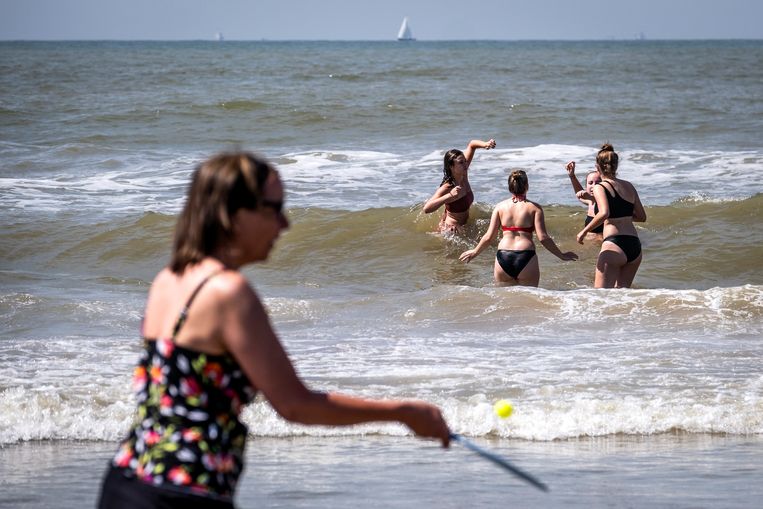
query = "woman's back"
(114, 266, 257, 500)
(496, 199, 537, 251)
(142, 263, 238, 355)
(595, 179, 640, 237)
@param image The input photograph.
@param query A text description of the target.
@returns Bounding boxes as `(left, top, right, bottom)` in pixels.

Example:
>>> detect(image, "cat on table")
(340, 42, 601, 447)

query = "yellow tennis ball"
(494, 400, 513, 419)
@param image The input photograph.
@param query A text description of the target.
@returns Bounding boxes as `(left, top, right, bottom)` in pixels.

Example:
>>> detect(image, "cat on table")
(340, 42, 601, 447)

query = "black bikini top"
(594, 181, 634, 219)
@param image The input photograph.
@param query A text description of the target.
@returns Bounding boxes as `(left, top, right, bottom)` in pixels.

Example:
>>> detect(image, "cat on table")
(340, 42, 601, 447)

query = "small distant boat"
(397, 17, 415, 41)
(215, 32, 224, 42)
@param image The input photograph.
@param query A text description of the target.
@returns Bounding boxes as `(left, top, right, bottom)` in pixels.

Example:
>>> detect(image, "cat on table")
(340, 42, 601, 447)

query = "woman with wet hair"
(576, 143, 647, 288)
(423, 138, 496, 232)
(459, 169, 577, 286)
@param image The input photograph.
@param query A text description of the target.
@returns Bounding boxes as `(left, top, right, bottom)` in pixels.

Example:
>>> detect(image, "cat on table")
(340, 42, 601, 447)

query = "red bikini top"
(502, 225, 534, 233)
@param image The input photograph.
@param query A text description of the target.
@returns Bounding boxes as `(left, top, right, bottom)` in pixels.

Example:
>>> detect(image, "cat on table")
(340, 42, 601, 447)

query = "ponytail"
(508, 169, 528, 195)
(596, 143, 619, 178)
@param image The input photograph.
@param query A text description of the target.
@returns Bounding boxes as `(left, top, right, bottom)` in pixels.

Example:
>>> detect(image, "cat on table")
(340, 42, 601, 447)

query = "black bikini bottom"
(496, 250, 536, 279)
(603, 235, 641, 262)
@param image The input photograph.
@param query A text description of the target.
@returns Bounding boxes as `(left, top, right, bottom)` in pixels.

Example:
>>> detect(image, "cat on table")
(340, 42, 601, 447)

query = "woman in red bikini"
(459, 169, 578, 286)
(423, 138, 496, 232)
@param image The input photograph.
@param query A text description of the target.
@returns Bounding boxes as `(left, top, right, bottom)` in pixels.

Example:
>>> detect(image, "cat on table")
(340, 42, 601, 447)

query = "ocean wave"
(3, 145, 762, 214)
(263, 284, 763, 336)
(218, 99, 268, 111)
(2, 193, 762, 290)
(2, 384, 760, 446)
(1, 285, 760, 446)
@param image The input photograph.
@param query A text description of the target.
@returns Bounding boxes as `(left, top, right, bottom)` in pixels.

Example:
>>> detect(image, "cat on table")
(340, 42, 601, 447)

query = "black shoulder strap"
(598, 180, 616, 198)
(171, 270, 223, 339)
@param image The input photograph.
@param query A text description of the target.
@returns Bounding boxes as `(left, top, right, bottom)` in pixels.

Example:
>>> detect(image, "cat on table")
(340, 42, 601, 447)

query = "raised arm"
(567, 161, 597, 205)
(459, 206, 501, 263)
(220, 273, 450, 446)
(463, 138, 496, 166)
(566, 161, 585, 194)
(576, 184, 609, 243)
(534, 205, 578, 261)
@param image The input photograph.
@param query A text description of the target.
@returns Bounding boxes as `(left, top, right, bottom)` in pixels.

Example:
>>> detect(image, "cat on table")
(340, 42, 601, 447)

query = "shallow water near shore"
(2, 434, 762, 508)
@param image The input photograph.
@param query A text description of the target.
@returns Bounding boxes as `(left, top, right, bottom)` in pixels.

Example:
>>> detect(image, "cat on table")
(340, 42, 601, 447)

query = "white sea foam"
(0, 151, 196, 215)
(264, 285, 763, 338)
(3, 289, 751, 445)
(2, 381, 761, 445)
(2, 285, 760, 444)
(2, 144, 760, 215)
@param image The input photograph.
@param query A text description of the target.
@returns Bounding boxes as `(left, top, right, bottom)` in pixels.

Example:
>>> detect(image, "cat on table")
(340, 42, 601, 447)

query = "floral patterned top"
(111, 272, 256, 500)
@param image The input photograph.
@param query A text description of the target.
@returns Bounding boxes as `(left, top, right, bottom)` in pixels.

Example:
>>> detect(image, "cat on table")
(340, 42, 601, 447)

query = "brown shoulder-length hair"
(596, 142, 619, 178)
(169, 151, 273, 273)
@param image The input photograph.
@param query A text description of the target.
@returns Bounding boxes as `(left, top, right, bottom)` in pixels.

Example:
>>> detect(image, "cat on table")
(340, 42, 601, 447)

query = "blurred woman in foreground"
(98, 151, 450, 508)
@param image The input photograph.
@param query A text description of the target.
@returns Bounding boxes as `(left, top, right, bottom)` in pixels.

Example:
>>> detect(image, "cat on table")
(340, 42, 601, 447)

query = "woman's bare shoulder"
(437, 181, 454, 192)
(147, 268, 177, 300)
(613, 178, 639, 199)
(526, 200, 544, 211)
(196, 270, 264, 320)
(152, 267, 176, 284)
(209, 270, 255, 300)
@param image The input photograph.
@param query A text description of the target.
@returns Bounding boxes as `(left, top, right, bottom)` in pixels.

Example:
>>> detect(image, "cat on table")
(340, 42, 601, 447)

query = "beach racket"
(450, 433, 549, 492)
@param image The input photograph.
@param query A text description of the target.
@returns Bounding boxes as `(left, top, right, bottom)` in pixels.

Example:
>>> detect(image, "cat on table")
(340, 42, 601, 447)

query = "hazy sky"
(2, 0, 762, 41)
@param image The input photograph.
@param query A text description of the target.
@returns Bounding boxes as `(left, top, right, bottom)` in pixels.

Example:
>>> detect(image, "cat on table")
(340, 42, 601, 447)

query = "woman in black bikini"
(423, 138, 496, 232)
(459, 170, 577, 286)
(565, 160, 603, 242)
(576, 143, 647, 288)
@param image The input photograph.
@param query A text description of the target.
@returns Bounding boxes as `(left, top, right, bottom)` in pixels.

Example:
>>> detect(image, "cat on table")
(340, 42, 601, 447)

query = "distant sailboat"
(215, 32, 224, 42)
(397, 17, 415, 41)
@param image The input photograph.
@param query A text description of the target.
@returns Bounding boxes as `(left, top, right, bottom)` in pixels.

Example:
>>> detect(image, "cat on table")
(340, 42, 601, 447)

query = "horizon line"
(1, 37, 761, 42)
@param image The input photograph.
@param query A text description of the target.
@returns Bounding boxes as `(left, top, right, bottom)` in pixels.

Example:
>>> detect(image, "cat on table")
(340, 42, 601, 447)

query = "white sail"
(397, 17, 415, 41)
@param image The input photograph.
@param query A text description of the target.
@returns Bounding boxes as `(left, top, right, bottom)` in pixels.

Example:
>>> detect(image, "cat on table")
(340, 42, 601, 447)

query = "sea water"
(1, 40, 762, 508)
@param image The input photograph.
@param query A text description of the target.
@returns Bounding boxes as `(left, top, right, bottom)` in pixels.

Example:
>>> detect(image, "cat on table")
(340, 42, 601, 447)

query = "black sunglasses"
(261, 199, 284, 215)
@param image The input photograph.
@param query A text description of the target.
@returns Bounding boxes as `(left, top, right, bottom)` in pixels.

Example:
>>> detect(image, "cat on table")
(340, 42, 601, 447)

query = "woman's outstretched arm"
(463, 138, 496, 165)
(459, 206, 501, 263)
(220, 272, 451, 446)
